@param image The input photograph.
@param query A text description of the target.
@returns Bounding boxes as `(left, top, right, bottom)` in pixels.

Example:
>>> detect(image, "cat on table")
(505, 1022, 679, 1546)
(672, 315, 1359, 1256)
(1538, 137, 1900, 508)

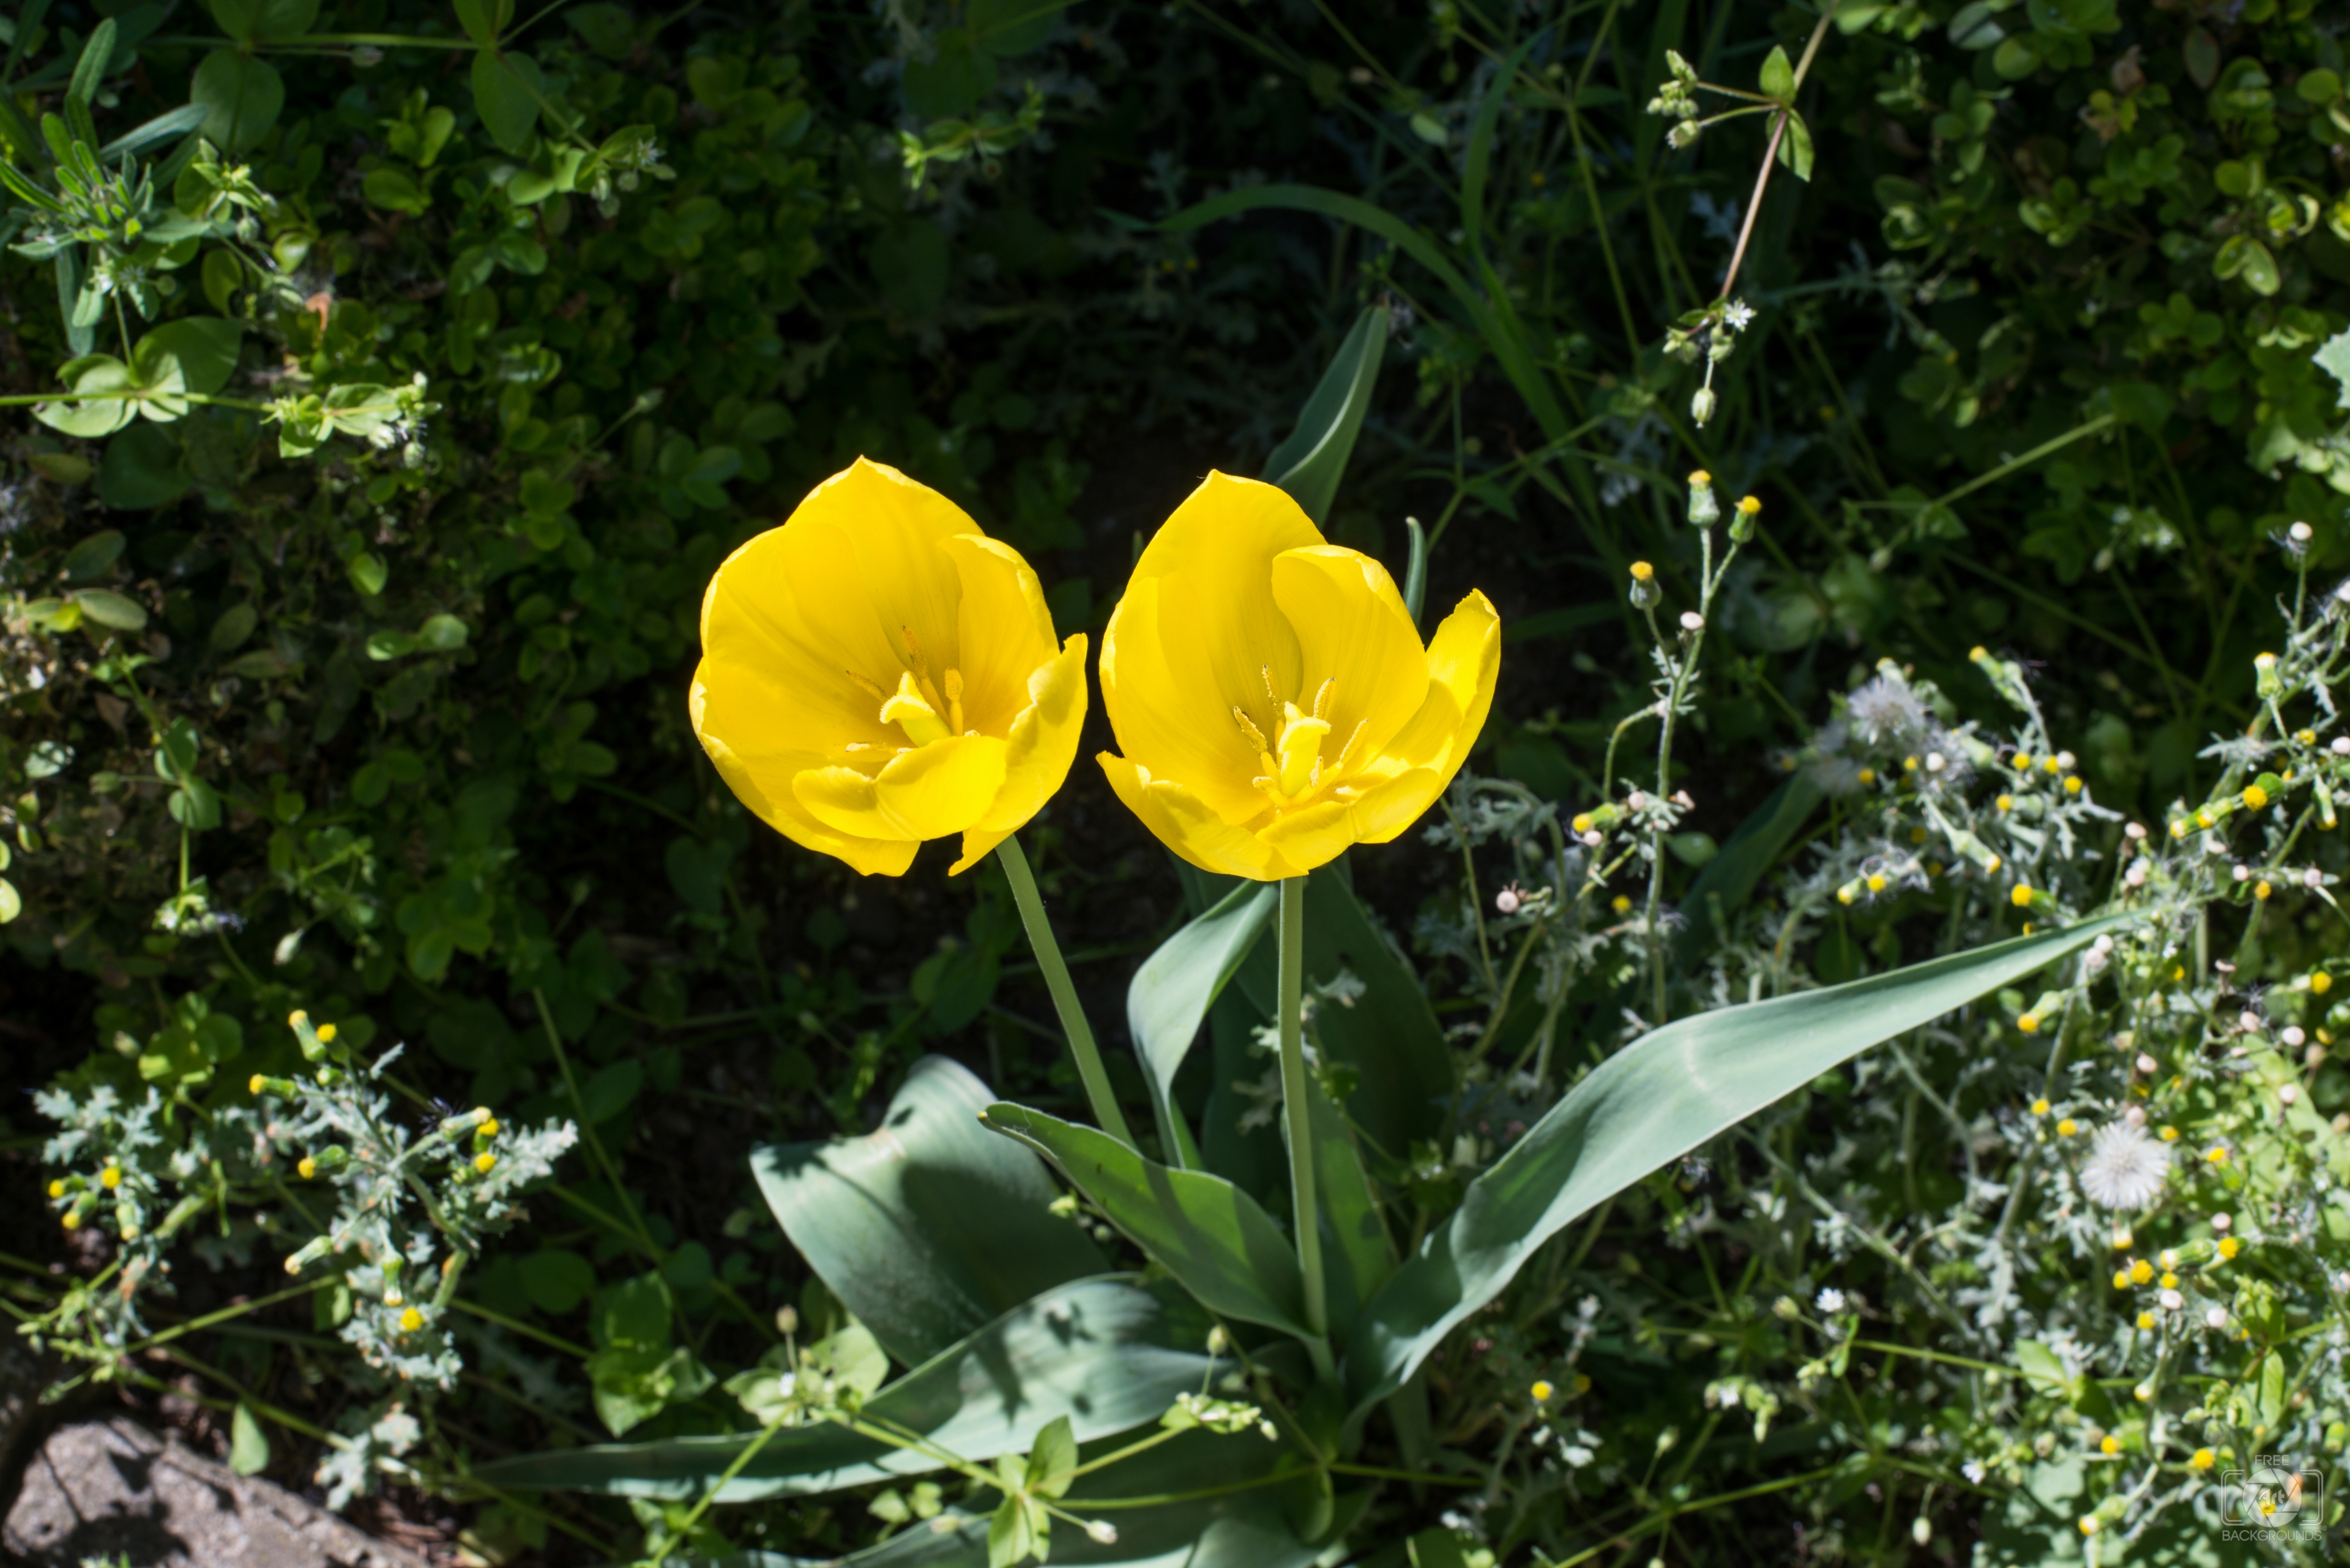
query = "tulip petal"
(796, 734, 1009, 843)
(1270, 545, 1427, 764)
(1384, 590, 1501, 780)
(952, 634, 1089, 875)
(942, 534, 1059, 737)
(692, 680, 916, 876)
(1098, 753, 1290, 881)
(1099, 577, 1269, 824)
(1104, 474, 1316, 819)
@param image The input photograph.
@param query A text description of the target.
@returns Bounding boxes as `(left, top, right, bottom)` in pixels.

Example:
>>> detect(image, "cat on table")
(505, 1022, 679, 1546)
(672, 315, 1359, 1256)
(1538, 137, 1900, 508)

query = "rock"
(4, 1415, 430, 1568)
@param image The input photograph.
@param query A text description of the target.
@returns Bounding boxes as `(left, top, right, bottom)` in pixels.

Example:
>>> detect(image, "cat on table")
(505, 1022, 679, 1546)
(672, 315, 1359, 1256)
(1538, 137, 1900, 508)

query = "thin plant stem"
(1276, 876, 1333, 1380)
(996, 835, 1134, 1145)
(531, 987, 660, 1260)
(647, 1421, 784, 1565)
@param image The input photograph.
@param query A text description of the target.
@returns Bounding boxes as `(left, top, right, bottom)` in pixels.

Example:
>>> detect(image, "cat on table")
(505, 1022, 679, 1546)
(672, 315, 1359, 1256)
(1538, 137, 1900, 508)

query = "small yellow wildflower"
(316, 1022, 337, 1043)
(2112, 1268, 2133, 1290)
(2136, 1312, 2155, 1331)
(398, 1307, 424, 1334)
(2159, 1271, 2179, 1289)
(2042, 756, 2062, 775)
(1531, 1379, 1554, 1403)
(2100, 1436, 2120, 1455)
(2159, 1126, 2179, 1141)
(2129, 1258, 2154, 1285)
(100, 1167, 121, 1190)
(2064, 776, 2083, 794)
(2254, 880, 2272, 900)
(47, 1179, 65, 1199)
(2190, 1449, 2216, 1471)
(1903, 755, 1920, 773)
(1630, 561, 1655, 583)
(1866, 874, 1887, 893)
(2057, 1118, 2079, 1136)
(1571, 813, 1594, 834)
(2312, 972, 2332, 995)
(2011, 883, 2034, 908)
(250, 1074, 267, 1095)
(1611, 894, 1632, 915)
(288, 1010, 308, 1028)
(2078, 1516, 2099, 1537)
(1857, 767, 1877, 785)
(61, 1211, 80, 1231)
(2018, 1012, 2042, 1034)
(1736, 495, 1761, 518)
(479, 1118, 501, 1139)
(474, 1152, 498, 1174)
(2013, 753, 2032, 771)
(1996, 794, 2013, 812)
(297, 1157, 318, 1180)
(2032, 1097, 2051, 1115)
(2217, 1236, 2240, 1260)
(2242, 785, 2269, 810)
(2206, 1146, 2229, 1166)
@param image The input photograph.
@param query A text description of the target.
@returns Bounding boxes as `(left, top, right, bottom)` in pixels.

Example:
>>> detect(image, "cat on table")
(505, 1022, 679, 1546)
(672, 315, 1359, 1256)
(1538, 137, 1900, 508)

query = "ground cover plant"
(3, 0, 2350, 1564)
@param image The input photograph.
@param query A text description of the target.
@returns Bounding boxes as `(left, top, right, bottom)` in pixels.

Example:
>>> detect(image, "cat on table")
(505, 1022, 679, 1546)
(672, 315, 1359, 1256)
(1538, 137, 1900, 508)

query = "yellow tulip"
(1097, 472, 1499, 880)
(691, 460, 1087, 876)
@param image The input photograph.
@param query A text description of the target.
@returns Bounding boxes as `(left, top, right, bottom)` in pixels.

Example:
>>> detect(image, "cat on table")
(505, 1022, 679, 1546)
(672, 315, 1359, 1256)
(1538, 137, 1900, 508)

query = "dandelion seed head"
(2078, 1122, 2170, 1210)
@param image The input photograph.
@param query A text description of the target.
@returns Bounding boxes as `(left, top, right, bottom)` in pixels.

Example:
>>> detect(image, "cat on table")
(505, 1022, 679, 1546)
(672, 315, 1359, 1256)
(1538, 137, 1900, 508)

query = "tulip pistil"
(880, 671, 953, 745)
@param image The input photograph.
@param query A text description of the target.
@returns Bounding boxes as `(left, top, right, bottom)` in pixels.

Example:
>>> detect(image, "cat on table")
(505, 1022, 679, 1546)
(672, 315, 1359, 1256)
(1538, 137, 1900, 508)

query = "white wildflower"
(2078, 1122, 2169, 1210)
(1815, 1286, 1847, 1314)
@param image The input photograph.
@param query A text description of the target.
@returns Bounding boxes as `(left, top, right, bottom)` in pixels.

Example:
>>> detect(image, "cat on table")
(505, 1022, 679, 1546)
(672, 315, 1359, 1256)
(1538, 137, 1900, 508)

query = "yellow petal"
(1269, 545, 1426, 765)
(941, 534, 1058, 737)
(1100, 576, 1267, 824)
(953, 633, 1089, 874)
(1383, 589, 1500, 780)
(796, 734, 1009, 843)
(1098, 753, 1290, 881)
(1105, 473, 1316, 816)
(690, 672, 913, 875)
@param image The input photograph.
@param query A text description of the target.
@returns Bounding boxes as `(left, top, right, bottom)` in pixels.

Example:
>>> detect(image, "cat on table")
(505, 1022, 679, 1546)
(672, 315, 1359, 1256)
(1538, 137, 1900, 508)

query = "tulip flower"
(1098, 472, 1498, 880)
(690, 459, 1087, 876)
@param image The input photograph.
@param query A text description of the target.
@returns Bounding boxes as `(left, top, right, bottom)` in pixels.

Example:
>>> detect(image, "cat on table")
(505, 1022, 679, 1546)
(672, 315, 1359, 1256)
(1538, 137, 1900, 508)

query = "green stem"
(1277, 877, 1332, 1377)
(648, 1422, 784, 1565)
(531, 987, 662, 1259)
(996, 835, 1134, 1146)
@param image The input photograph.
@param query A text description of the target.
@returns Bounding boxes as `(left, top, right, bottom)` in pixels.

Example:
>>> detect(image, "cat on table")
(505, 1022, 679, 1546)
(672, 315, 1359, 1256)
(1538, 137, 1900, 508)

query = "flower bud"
(1687, 471, 1718, 528)
(1628, 561, 1662, 608)
(1729, 494, 1761, 543)
(2254, 651, 2281, 700)
(1690, 386, 1717, 427)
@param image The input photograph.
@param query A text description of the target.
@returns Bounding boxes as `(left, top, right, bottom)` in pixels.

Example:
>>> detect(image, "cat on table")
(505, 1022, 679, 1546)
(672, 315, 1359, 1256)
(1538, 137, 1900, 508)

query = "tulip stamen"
(1261, 665, 1281, 707)
(845, 668, 889, 702)
(1232, 707, 1267, 751)
(1311, 677, 1334, 721)
(944, 669, 966, 734)
(1335, 719, 1367, 771)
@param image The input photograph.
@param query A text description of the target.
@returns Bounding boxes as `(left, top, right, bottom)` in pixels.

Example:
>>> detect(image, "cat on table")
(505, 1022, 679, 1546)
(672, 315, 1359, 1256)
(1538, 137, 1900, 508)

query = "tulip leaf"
(1262, 304, 1387, 527)
(1671, 774, 1823, 965)
(1341, 913, 2138, 1421)
(1223, 864, 1452, 1166)
(1307, 1070, 1395, 1331)
(1126, 880, 1276, 1168)
(979, 1102, 1313, 1341)
(480, 1277, 1210, 1500)
(752, 1056, 1107, 1368)
(701, 1430, 1322, 1567)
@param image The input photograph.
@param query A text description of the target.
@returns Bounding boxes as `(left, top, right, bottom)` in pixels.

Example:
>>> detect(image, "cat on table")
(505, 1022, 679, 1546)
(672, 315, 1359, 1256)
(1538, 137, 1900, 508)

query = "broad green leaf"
(73, 588, 147, 630)
(419, 613, 469, 651)
(979, 1102, 1312, 1340)
(1261, 305, 1387, 527)
(752, 1056, 1107, 1367)
(192, 50, 285, 154)
(1024, 1414, 1077, 1500)
(1673, 775, 1822, 965)
(1125, 881, 1275, 1168)
(364, 166, 428, 214)
(229, 1400, 271, 1475)
(480, 1277, 1213, 1500)
(453, 0, 511, 48)
(519, 1246, 595, 1313)
(1778, 108, 1816, 182)
(472, 49, 543, 155)
(0, 878, 20, 925)
(902, 28, 998, 119)
(211, 0, 321, 42)
(1307, 1073, 1394, 1332)
(207, 602, 257, 654)
(140, 317, 241, 397)
(1759, 45, 1795, 102)
(35, 354, 136, 438)
(61, 529, 125, 582)
(1341, 913, 2136, 1419)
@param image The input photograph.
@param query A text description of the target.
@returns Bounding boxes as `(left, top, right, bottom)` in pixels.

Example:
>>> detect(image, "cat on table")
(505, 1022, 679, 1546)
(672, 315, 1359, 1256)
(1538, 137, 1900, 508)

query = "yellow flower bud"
(474, 1152, 498, 1174)
(2111, 1268, 2132, 1290)
(47, 1179, 65, 1199)
(2032, 1097, 2051, 1115)
(1735, 495, 1761, 517)
(2253, 881, 2271, 900)
(2136, 1312, 2155, 1330)
(1610, 894, 1632, 915)
(2242, 785, 2269, 810)
(2206, 1146, 2229, 1165)
(288, 1010, 308, 1028)
(2011, 884, 2034, 908)
(1630, 560, 1655, 583)
(298, 1157, 318, 1180)
(2313, 972, 2333, 994)
(100, 1166, 122, 1189)
(2159, 1126, 2178, 1141)
(1996, 794, 2013, 812)
(2100, 1436, 2120, 1455)
(2057, 1118, 2078, 1136)
(1857, 767, 1876, 785)
(2159, 1271, 2178, 1289)
(2217, 1236, 2239, 1260)
(316, 1022, 337, 1043)
(2064, 776, 2083, 794)
(1866, 874, 1887, 893)
(250, 1074, 267, 1095)
(61, 1211, 80, 1231)
(398, 1307, 423, 1333)
(2129, 1258, 2154, 1284)
(2018, 1013, 2041, 1034)
(1531, 1379, 1554, 1402)
(2013, 753, 2032, 771)
(2190, 1448, 2215, 1471)
(478, 1118, 500, 1139)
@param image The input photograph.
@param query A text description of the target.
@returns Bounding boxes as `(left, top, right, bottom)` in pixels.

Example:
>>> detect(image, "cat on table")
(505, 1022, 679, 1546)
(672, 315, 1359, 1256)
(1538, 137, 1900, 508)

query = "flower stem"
(1277, 876, 1332, 1374)
(996, 835, 1134, 1146)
